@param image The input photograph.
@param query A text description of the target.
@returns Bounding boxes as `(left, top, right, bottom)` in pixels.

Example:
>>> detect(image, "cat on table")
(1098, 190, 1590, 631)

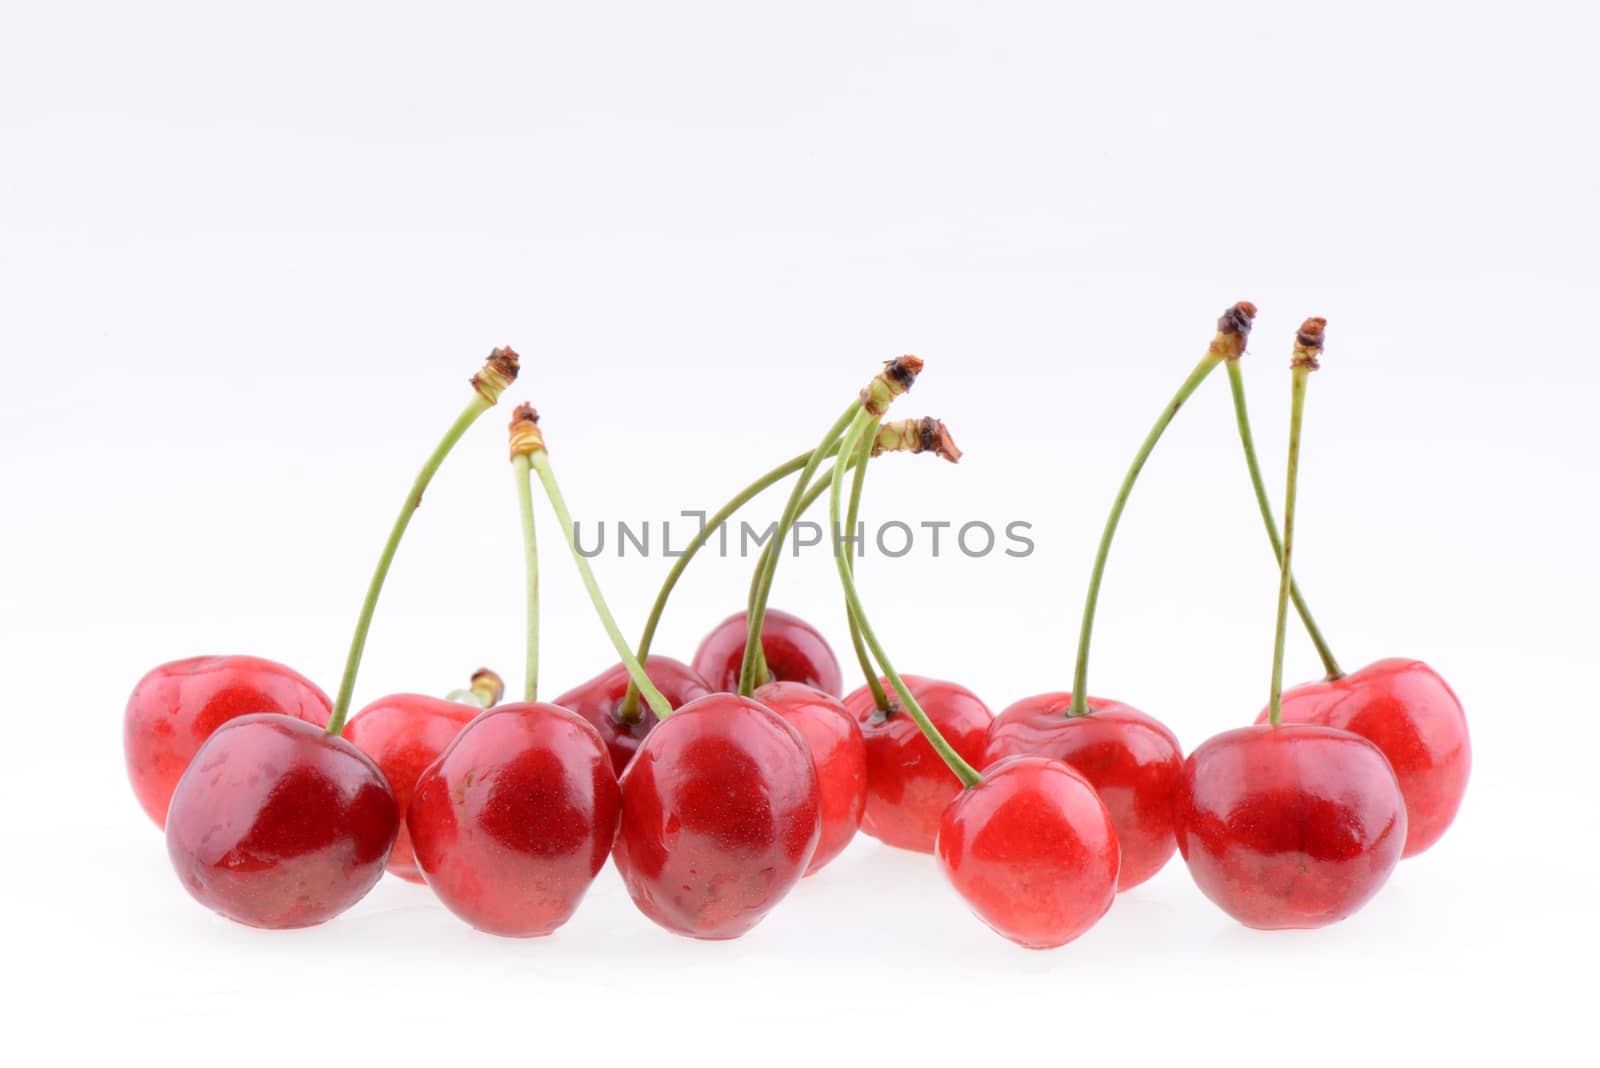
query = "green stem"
(843, 416, 890, 711)
(326, 396, 492, 735)
(529, 452, 672, 719)
(512, 454, 540, 703)
(829, 412, 981, 787)
(1225, 360, 1343, 680)
(1069, 355, 1221, 717)
(1269, 366, 1313, 725)
(739, 403, 860, 696)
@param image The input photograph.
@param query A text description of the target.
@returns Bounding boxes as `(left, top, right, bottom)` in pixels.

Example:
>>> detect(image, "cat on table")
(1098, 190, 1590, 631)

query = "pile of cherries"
(125, 306, 1470, 948)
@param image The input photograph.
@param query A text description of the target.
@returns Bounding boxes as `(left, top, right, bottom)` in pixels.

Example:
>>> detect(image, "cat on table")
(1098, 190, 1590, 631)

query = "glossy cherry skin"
(755, 681, 868, 875)
(984, 693, 1182, 890)
(165, 714, 399, 928)
(1173, 723, 1406, 929)
(692, 608, 843, 697)
(553, 656, 713, 776)
(343, 694, 481, 882)
(1259, 658, 1468, 857)
(612, 693, 820, 939)
(126, 655, 331, 828)
(407, 702, 621, 937)
(843, 675, 992, 853)
(938, 756, 1120, 949)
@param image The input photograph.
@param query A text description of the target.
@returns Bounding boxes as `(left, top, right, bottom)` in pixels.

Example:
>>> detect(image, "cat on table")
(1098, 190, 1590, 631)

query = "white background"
(3, 1, 1596, 1063)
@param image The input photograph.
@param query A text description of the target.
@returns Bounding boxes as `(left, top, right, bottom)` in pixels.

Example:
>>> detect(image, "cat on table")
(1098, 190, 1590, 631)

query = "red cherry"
(842, 675, 991, 853)
(755, 681, 868, 876)
(164, 714, 398, 928)
(983, 693, 1182, 891)
(1259, 658, 1468, 857)
(406, 702, 621, 937)
(691, 608, 843, 696)
(938, 756, 1120, 949)
(1173, 723, 1406, 929)
(612, 693, 820, 939)
(125, 655, 331, 828)
(553, 656, 713, 775)
(343, 694, 481, 882)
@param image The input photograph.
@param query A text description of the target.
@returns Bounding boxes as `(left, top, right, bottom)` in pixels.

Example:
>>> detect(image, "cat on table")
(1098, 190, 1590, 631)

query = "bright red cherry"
(553, 656, 712, 775)
(843, 675, 991, 853)
(755, 681, 867, 875)
(165, 714, 398, 928)
(1173, 723, 1406, 929)
(938, 756, 1120, 949)
(125, 655, 331, 828)
(343, 694, 481, 882)
(1259, 658, 1468, 858)
(407, 702, 621, 937)
(612, 693, 820, 939)
(692, 608, 842, 696)
(983, 694, 1182, 890)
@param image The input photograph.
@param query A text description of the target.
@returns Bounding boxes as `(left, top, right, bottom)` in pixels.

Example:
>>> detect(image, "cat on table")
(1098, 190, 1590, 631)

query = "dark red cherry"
(938, 756, 1120, 949)
(755, 681, 867, 876)
(164, 714, 398, 928)
(1259, 658, 1468, 857)
(553, 656, 712, 775)
(984, 693, 1182, 890)
(1173, 723, 1406, 929)
(842, 675, 991, 853)
(344, 694, 480, 882)
(125, 655, 331, 828)
(612, 693, 820, 939)
(407, 702, 621, 937)
(691, 608, 842, 696)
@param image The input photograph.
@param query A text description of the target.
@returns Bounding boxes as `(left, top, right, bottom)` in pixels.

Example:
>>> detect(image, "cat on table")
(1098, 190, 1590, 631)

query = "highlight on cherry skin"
(843, 675, 992, 853)
(1260, 658, 1469, 858)
(553, 655, 713, 776)
(407, 702, 622, 938)
(1172, 723, 1407, 930)
(938, 755, 1120, 950)
(755, 680, 868, 876)
(164, 714, 400, 929)
(983, 693, 1183, 891)
(125, 655, 331, 828)
(692, 607, 844, 696)
(611, 692, 821, 939)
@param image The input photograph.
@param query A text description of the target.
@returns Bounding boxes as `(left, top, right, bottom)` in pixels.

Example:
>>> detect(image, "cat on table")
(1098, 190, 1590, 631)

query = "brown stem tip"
(470, 667, 505, 706)
(1291, 317, 1326, 371)
(861, 355, 924, 416)
(471, 346, 521, 404)
(507, 402, 546, 459)
(1210, 301, 1258, 361)
(873, 416, 963, 463)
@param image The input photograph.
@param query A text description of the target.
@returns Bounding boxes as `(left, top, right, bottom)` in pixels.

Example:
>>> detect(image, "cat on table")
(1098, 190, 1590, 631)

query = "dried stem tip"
(873, 416, 963, 463)
(860, 355, 924, 416)
(1208, 301, 1258, 361)
(1291, 317, 1326, 371)
(470, 667, 505, 706)
(471, 346, 521, 404)
(507, 402, 547, 459)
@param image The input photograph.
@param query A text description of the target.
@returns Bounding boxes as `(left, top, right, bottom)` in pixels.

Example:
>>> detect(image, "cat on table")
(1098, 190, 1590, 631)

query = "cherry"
(1259, 658, 1468, 857)
(406, 702, 621, 937)
(938, 756, 1120, 949)
(983, 694, 1182, 890)
(1173, 724, 1406, 928)
(755, 680, 868, 875)
(692, 608, 843, 697)
(552, 655, 712, 775)
(612, 693, 820, 939)
(165, 714, 399, 929)
(844, 676, 991, 853)
(125, 655, 331, 828)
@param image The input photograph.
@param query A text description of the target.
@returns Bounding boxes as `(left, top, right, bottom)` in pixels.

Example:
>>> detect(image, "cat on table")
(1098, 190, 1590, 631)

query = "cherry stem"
(1224, 359, 1343, 680)
(1269, 320, 1325, 725)
(829, 412, 982, 787)
(843, 415, 891, 711)
(1067, 304, 1254, 718)
(511, 453, 541, 703)
(326, 348, 519, 735)
(528, 449, 673, 719)
(446, 667, 505, 708)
